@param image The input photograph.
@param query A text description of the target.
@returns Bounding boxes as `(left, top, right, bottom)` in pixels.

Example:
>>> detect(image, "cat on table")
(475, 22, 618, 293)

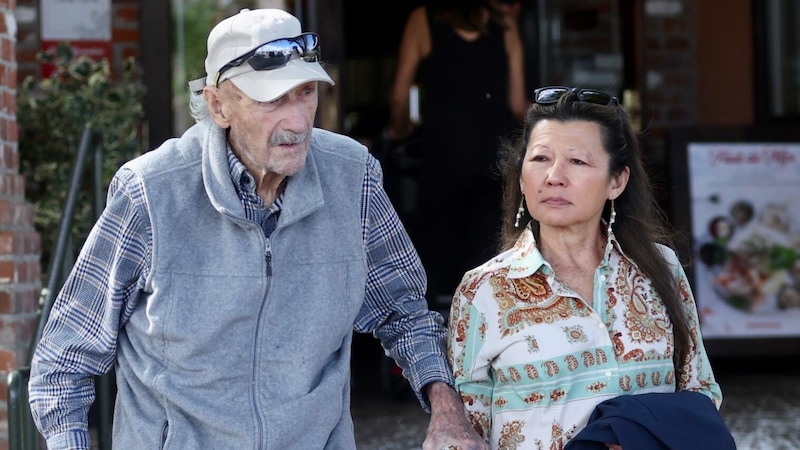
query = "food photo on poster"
(687, 142, 800, 338)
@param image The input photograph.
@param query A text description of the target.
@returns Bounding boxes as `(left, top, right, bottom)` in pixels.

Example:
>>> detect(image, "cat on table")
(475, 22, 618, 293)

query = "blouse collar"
(507, 221, 627, 279)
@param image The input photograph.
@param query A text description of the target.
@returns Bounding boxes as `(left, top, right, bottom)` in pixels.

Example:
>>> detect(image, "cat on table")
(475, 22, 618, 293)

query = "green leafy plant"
(18, 42, 146, 281)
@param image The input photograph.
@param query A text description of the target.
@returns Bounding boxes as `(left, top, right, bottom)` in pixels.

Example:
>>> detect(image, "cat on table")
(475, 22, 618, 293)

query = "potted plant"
(17, 42, 146, 282)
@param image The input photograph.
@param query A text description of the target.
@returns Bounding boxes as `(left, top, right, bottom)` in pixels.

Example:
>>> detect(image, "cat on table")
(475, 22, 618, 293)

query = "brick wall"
(0, 0, 42, 447)
(642, 0, 698, 128)
(639, 0, 698, 206)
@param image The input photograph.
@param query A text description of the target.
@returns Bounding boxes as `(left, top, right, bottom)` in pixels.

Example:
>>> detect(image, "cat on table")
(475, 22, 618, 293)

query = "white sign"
(687, 142, 800, 338)
(41, 0, 111, 41)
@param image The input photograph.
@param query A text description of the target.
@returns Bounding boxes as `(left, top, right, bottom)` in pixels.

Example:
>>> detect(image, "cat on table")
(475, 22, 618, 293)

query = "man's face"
(212, 81, 319, 179)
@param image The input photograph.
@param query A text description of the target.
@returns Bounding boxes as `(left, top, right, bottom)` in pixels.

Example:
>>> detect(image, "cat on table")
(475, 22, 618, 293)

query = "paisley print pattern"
(447, 228, 722, 449)
(525, 335, 539, 353)
(498, 420, 525, 450)
(495, 271, 592, 338)
(563, 325, 588, 344)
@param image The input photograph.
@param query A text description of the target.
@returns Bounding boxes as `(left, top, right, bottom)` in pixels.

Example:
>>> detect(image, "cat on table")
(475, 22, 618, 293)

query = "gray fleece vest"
(112, 119, 368, 449)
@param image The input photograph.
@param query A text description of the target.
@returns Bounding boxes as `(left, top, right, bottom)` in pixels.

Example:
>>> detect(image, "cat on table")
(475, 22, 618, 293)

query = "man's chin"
(277, 153, 309, 177)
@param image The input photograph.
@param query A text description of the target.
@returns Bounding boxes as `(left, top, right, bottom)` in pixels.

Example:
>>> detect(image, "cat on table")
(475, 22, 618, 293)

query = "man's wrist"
(424, 381, 462, 416)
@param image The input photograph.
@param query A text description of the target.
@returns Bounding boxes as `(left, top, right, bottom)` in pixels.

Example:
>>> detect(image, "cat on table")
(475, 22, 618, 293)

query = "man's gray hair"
(189, 89, 210, 122)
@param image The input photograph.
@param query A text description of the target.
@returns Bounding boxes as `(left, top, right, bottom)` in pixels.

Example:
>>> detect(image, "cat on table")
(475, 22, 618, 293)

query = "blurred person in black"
(387, 0, 528, 308)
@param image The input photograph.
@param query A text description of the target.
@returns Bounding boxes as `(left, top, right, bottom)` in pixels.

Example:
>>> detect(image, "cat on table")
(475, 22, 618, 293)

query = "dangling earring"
(515, 197, 525, 228)
(606, 199, 617, 237)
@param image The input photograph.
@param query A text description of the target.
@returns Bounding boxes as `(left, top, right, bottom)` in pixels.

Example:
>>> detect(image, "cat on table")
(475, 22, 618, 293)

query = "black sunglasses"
(213, 33, 321, 87)
(533, 86, 618, 106)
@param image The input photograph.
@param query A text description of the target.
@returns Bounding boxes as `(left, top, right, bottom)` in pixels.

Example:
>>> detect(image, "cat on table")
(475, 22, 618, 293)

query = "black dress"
(411, 8, 519, 307)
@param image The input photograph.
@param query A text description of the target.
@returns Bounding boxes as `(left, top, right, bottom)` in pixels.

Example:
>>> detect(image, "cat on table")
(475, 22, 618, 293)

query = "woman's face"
(520, 119, 628, 231)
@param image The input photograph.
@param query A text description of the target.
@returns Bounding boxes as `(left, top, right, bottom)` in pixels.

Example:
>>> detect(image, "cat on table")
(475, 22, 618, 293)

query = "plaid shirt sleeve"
(28, 167, 150, 449)
(354, 156, 453, 411)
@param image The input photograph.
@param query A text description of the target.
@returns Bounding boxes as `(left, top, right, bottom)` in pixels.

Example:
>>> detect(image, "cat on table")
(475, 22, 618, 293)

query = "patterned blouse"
(447, 226, 722, 450)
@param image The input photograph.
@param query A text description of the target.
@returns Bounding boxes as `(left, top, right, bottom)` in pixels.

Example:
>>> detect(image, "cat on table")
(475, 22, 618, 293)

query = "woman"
(387, 0, 528, 305)
(446, 86, 722, 448)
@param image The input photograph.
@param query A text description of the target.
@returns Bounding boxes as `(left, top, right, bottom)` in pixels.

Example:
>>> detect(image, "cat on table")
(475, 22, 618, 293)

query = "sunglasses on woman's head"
(213, 33, 321, 87)
(533, 86, 618, 106)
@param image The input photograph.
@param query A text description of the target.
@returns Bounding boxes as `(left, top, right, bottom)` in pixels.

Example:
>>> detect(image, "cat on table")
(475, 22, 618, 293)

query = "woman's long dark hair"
(496, 91, 692, 378)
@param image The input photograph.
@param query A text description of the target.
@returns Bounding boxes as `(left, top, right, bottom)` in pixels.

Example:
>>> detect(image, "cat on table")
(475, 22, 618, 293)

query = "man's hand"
(421, 382, 489, 450)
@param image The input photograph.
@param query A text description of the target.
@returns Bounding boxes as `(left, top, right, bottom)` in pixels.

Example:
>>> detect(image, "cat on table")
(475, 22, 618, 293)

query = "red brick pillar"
(0, 1, 43, 449)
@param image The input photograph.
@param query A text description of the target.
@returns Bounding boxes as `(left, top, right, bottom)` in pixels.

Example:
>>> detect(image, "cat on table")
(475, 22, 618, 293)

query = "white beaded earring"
(606, 199, 617, 236)
(514, 197, 525, 228)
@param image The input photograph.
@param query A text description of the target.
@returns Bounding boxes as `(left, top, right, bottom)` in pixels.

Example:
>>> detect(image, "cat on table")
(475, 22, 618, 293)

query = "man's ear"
(205, 88, 230, 128)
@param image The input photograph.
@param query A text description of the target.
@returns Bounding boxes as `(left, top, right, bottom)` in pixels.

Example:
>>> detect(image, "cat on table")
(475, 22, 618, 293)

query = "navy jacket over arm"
(564, 391, 736, 450)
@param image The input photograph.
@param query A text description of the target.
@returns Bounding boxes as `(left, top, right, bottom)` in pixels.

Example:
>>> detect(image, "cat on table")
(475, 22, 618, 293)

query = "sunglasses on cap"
(213, 32, 321, 87)
(533, 86, 618, 106)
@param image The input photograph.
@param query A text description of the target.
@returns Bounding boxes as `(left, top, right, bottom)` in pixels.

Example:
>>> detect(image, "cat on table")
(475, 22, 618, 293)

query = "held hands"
(422, 382, 489, 450)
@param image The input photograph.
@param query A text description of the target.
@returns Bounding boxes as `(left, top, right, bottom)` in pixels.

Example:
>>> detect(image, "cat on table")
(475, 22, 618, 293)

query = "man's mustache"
(270, 129, 309, 146)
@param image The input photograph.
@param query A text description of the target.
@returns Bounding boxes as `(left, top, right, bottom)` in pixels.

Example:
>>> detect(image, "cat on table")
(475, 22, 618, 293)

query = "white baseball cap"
(197, 8, 334, 102)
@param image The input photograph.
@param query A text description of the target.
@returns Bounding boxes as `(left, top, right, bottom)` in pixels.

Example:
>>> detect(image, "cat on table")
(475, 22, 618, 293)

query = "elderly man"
(29, 8, 486, 450)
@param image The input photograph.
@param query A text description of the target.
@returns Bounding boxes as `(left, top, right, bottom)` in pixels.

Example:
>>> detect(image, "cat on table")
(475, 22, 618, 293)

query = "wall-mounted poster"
(687, 142, 800, 338)
(41, 0, 111, 41)
(39, 0, 112, 78)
